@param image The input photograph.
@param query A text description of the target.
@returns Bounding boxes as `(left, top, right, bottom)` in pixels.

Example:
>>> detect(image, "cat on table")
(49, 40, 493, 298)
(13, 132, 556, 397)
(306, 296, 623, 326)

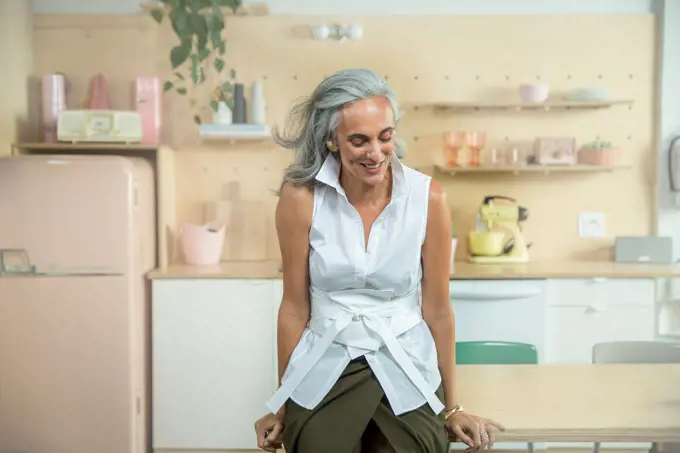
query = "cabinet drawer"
(548, 278, 655, 308)
(546, 305, 655, 363)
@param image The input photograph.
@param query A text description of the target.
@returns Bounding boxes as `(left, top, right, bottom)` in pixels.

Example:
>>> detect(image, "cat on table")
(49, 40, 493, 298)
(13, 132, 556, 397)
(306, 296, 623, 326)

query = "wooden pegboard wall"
(31, 14, 656, 262)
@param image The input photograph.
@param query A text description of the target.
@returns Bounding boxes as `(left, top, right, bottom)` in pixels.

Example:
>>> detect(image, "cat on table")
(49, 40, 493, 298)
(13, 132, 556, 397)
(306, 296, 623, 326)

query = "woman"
(254, 68, 504, 453)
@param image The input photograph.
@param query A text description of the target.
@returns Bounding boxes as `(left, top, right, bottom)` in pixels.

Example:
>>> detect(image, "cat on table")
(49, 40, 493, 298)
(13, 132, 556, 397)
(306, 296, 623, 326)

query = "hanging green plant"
(148, 0, 243, 125)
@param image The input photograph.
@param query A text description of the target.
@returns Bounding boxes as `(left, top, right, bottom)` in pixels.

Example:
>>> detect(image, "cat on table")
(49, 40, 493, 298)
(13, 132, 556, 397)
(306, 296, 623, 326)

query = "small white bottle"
(248, 81, 266, 124)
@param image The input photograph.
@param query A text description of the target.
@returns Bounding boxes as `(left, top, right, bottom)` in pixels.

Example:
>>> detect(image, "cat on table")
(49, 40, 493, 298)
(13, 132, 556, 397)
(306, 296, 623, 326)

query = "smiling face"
(333, 96, 395, 188)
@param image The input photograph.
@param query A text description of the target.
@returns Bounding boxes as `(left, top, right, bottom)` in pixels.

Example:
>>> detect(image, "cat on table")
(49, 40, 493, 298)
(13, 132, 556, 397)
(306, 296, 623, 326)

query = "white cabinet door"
(450, 280, 548, 362)
(152, 279, 279, 450)
(546, 279, 656, 364)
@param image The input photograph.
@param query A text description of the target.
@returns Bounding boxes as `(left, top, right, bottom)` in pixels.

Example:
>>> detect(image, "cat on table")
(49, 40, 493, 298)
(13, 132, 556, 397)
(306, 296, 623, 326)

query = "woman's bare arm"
(275, 182, 314, 387)
(420, 180, 458, 409)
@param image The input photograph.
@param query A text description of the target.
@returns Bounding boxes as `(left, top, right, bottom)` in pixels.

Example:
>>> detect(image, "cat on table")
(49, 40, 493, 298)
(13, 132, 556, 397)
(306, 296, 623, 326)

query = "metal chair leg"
(527, 442, 535, 453)
(593, 441, 601, 453)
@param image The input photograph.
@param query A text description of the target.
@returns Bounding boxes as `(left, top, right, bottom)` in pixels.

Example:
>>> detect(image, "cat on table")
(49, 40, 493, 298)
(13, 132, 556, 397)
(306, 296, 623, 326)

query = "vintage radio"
(57, 110, 143, 143)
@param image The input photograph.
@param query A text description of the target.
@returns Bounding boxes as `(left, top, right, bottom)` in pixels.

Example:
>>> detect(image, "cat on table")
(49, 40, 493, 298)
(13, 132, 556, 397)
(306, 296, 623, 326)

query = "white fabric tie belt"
(266, 286, 445, 415)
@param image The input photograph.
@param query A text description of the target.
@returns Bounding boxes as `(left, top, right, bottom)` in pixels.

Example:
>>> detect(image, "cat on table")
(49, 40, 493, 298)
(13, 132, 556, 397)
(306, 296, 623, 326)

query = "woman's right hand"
(254, 409, 285, 452)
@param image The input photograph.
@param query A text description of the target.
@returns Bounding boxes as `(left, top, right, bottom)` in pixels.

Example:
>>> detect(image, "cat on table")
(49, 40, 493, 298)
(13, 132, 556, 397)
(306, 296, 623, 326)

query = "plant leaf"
(169, 8, 192, 39)
(198, 48, 210, 61)
(190, 54, 200, 84)
(193, 114, 202, 125)
(170, 39, 192, 69)
(214, 57, 225, 73)
(230, 68, 237, 79)
(177, 87, 188, 95)
(222, 81, 233, 92)
(190, 98, 197, 107)
(197, 33, 208, 54)
(210, 3, 224, 26)
(190, 12, 207, 36)
(217, 39, 226, 54)
(163, 81, 174, 92)
(187, 0, 211, 12)
(150, 9, 164, 24)
(215, 0, 242, 13)
(210, 100, 219, 112)
(174, 72, 185, 80)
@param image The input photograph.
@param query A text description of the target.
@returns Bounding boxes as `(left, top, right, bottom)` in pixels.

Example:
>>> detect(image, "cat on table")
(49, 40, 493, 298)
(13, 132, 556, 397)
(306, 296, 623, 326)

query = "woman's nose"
(367, 141, 382, 160)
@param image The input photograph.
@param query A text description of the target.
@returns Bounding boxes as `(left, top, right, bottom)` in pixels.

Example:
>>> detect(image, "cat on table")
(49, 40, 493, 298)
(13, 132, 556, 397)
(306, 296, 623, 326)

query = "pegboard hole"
(628, 136, 632, 140)
(292, 75, 298, 80)
(536, 75, 541, 80)
(504, 136, 510, 141)
(384, 75, 389, 80)
(444, 75, 450, 80)
(475, 75, 480, 80)
(262, 75, 268, 80)
(597, 74, 603, 79)
(567, 74, 572, 80)
(629, 74, 634, 79)
(413, 136, 419, 142)
(505, 75, 510, 80)
(414, 76, 419, 80)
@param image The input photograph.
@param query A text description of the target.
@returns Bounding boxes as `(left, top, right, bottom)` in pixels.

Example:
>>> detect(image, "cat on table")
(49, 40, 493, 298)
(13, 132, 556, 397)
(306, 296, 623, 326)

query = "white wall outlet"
(579, 212, 606, 238)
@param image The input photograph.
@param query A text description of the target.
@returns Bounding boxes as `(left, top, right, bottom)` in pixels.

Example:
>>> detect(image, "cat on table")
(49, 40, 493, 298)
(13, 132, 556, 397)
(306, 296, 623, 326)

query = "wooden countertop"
(450, 260, 680, 279)
(459, 364, 680, 442)
(147, 260, 680, 280)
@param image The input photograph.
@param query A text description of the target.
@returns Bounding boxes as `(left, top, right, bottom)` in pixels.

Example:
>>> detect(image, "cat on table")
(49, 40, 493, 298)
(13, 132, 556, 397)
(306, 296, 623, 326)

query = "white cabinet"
(151, 279, 280, 450)
(545, 278, 656, 364)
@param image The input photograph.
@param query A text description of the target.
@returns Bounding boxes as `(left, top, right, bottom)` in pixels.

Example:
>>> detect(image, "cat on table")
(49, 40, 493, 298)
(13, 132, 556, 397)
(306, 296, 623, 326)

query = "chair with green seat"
(456, 341, 538, 453)
(456, 340, 538, 365)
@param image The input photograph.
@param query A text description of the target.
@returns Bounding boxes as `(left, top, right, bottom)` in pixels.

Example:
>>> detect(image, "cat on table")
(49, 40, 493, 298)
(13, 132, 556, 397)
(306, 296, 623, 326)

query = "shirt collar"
(314, 152, 409, 199)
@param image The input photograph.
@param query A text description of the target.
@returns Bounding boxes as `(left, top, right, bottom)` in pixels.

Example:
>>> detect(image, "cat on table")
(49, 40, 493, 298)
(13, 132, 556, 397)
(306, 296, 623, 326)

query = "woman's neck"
(340, 167, 393, 207)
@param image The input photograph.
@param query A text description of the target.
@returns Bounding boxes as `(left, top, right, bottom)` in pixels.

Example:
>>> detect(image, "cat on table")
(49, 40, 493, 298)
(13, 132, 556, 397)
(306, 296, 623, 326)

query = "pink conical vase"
(85, 73, 112, 109)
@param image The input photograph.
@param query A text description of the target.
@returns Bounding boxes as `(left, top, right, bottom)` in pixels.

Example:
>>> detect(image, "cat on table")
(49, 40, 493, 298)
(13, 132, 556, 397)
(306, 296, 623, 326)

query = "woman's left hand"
(447, 411, 506, 452)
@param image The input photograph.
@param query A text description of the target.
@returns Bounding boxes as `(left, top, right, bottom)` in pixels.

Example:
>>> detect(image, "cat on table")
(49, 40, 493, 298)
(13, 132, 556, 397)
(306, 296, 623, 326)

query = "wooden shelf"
(434, 164, 629, 175)
(12, 142, 158, 154)
(408, 99, 634, 112)
(198, 124, 272, 143)
(139, 2, 269, 16)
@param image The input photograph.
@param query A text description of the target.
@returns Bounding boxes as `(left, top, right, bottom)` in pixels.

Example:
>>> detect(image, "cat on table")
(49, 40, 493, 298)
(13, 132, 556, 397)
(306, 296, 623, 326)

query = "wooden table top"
(458, 364, 680, 443)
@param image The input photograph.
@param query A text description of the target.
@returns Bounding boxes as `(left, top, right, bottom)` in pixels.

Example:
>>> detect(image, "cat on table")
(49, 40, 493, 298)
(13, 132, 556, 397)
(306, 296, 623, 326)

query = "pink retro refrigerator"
(0, 154, 156, 453)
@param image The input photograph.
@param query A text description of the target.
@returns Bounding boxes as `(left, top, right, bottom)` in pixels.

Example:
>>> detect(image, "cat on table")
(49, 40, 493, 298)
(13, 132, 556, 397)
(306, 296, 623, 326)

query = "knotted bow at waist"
(265, 286, 445, 415)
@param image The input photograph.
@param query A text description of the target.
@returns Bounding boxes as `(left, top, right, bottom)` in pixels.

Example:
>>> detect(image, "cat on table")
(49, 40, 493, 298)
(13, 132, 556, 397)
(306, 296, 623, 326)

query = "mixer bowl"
(468, 231, 506, 256)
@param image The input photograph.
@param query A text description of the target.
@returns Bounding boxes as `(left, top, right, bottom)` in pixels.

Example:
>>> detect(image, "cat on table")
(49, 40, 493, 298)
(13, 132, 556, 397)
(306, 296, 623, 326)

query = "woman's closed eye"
(350, 134, 393, 148)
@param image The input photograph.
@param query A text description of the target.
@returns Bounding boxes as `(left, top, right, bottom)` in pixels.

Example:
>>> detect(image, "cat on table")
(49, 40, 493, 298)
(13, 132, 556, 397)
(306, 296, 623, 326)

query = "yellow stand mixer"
(468, 195, 530, 264)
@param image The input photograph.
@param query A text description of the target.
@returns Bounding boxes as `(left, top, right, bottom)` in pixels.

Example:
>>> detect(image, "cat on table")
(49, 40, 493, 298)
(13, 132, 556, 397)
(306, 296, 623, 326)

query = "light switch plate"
(579, 212, 606, 237)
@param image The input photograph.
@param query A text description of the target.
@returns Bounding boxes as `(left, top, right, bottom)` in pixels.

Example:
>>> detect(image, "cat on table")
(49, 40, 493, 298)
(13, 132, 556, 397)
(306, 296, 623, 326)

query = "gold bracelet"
(444, 405, 464, 420)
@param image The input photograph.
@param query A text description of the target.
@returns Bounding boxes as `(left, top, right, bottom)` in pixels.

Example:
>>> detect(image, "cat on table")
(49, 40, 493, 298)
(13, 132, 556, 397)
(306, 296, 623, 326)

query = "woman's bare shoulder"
(276, 182, 314, 229)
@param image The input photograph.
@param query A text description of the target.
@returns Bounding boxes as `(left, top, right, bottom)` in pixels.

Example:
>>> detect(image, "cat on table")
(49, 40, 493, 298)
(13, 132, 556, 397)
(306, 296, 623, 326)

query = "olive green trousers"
(282, 357, 448, 453)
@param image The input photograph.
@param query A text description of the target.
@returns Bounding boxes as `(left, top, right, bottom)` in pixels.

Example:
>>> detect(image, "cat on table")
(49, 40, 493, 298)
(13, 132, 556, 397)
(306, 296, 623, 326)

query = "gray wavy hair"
(273, 68, 406, 193)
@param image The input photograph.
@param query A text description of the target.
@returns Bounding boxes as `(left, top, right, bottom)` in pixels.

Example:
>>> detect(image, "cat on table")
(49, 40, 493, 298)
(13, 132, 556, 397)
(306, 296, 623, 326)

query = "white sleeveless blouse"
(266, 153, 444, 416)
